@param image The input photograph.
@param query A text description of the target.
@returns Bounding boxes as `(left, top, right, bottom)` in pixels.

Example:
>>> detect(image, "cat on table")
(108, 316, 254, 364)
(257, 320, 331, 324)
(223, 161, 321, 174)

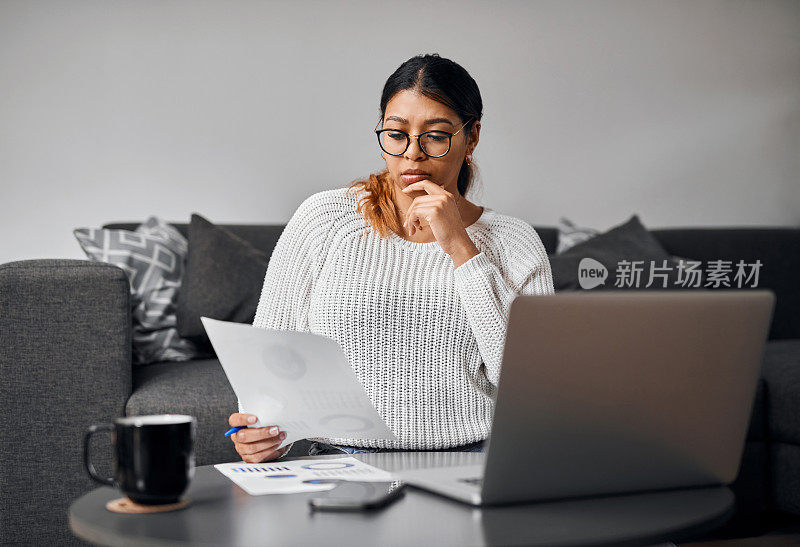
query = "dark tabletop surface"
(69, 452, 734, 547)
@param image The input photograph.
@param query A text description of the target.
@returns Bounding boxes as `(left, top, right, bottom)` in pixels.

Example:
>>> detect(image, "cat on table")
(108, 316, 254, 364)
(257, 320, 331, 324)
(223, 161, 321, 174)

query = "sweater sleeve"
(235, 192, 330, 458)
(452, 221, 554, 389)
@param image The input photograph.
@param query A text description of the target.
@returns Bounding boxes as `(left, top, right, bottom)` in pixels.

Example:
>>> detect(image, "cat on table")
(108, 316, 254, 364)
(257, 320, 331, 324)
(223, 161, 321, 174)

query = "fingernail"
(270, 427, 278, 435)
(280, 432, 286, 439)
(248, 416, 256, 423)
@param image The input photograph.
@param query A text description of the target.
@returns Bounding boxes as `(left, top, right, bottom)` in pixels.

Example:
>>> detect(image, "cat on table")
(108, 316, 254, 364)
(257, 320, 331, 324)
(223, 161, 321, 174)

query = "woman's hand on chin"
(401, 180, 479, 265)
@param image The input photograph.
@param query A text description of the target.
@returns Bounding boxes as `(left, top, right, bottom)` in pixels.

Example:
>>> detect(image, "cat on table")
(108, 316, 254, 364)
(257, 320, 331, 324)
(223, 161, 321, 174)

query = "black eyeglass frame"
(374, 117, 473, 158)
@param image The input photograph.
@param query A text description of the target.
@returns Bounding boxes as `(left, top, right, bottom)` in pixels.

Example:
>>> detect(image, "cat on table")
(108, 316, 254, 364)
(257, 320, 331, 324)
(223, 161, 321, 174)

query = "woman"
(228, 53, 554, 462)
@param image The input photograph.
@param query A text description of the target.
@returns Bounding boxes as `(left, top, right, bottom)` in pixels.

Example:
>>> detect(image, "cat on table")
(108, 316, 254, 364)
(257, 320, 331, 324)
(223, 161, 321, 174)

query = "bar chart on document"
(214, 457, 397, 495)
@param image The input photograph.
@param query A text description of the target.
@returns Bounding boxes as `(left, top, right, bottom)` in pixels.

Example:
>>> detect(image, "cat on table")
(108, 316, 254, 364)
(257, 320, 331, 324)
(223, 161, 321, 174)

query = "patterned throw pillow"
(73, 217, 211, 365)
(556, 217, 601, 254)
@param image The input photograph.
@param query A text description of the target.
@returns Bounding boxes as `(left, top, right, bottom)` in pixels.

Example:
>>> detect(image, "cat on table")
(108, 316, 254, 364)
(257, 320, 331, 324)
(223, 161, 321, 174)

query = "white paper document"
(214, 457, 397, 495)
(201, 317, 398, 447)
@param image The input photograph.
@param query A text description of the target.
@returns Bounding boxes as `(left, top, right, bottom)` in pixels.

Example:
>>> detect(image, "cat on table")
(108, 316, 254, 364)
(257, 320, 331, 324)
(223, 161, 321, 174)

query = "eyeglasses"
(374, 117, 472, 158)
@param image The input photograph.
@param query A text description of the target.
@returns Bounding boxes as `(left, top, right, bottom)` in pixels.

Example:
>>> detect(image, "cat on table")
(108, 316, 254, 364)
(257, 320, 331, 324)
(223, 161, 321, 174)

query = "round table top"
(69, 452, 734, 547)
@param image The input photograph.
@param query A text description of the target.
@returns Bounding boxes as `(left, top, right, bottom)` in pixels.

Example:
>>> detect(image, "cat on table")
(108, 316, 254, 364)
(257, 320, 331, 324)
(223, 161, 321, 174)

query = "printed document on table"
(214, 457, 398, 495)
(201, 317, 398, 446)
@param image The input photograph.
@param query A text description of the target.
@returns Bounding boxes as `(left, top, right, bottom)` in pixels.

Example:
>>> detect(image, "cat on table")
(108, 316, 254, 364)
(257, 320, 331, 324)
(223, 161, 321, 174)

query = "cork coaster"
(106, 496, 191, 514)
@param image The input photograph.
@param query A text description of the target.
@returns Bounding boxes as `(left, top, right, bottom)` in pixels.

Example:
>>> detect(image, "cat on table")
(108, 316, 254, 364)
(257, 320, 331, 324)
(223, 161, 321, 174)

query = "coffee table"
(69, 452, 734, 546)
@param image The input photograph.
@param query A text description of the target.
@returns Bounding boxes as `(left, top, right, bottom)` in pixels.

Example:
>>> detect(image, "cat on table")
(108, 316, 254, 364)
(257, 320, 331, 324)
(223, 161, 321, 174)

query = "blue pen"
(224, 426, 246, 437)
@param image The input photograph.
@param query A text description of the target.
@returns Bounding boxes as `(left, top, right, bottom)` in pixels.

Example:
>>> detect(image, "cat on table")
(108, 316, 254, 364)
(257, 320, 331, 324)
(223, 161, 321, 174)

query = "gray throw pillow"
(176, 213, 269, 348)
(549, 214, 690, 291)
(73, 216, 212, 365)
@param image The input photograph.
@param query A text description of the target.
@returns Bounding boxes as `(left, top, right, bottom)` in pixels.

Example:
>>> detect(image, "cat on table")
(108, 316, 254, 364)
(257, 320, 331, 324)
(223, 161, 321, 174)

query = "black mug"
(84, 414, 196, 505)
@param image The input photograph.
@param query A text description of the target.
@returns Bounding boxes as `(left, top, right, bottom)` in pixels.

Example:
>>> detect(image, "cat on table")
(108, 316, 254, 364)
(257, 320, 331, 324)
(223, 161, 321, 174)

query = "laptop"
(396, 290, 775, 506)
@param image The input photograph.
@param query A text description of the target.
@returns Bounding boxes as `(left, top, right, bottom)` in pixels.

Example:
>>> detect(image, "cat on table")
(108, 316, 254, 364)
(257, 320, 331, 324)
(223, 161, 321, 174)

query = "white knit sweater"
(239, 186, 554, 450)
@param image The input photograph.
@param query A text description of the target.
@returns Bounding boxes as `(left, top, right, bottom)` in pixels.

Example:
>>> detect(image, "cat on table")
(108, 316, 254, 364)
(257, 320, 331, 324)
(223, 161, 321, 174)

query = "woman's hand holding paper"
(228, 413, 290, 463)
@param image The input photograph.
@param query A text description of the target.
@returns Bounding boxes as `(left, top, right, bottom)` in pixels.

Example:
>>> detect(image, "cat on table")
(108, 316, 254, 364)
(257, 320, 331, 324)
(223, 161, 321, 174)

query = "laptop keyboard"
(459, 477, 483, 486)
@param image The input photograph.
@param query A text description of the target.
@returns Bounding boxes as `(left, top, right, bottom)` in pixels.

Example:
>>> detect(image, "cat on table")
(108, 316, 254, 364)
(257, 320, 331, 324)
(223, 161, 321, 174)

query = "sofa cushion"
(771, 442, 800, 515)
(177, 214, 269, 349)
(761, 338, 800, 445)
(74, 217, 211, 365)
(125, 358, 240, 466)
(748, 378, 767, 442)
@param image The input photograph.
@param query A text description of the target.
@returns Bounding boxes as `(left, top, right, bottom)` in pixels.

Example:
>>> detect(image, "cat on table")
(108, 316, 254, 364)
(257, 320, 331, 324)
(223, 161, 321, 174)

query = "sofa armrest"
(0, 259, 132, 545)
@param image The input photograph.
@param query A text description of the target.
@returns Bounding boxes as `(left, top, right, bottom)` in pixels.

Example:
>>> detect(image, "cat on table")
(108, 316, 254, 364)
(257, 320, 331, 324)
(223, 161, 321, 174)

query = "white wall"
(1, 0, 797, 264)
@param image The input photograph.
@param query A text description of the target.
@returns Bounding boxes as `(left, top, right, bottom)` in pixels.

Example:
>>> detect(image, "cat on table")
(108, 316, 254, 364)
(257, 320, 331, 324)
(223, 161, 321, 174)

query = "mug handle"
(83, 423, 116, 487)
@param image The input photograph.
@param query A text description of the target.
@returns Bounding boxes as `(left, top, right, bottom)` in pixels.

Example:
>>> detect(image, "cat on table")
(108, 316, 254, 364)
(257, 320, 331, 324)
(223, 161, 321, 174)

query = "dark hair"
(347, 53, 483, 238)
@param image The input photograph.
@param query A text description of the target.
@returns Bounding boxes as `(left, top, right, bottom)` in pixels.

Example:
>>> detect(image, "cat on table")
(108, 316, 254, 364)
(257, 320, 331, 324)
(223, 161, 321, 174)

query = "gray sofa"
(1, 222, 798, 545)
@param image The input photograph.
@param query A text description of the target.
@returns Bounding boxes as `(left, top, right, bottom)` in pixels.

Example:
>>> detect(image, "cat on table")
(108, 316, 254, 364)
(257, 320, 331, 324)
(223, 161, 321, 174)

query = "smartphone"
(308, 480, 406, 511)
